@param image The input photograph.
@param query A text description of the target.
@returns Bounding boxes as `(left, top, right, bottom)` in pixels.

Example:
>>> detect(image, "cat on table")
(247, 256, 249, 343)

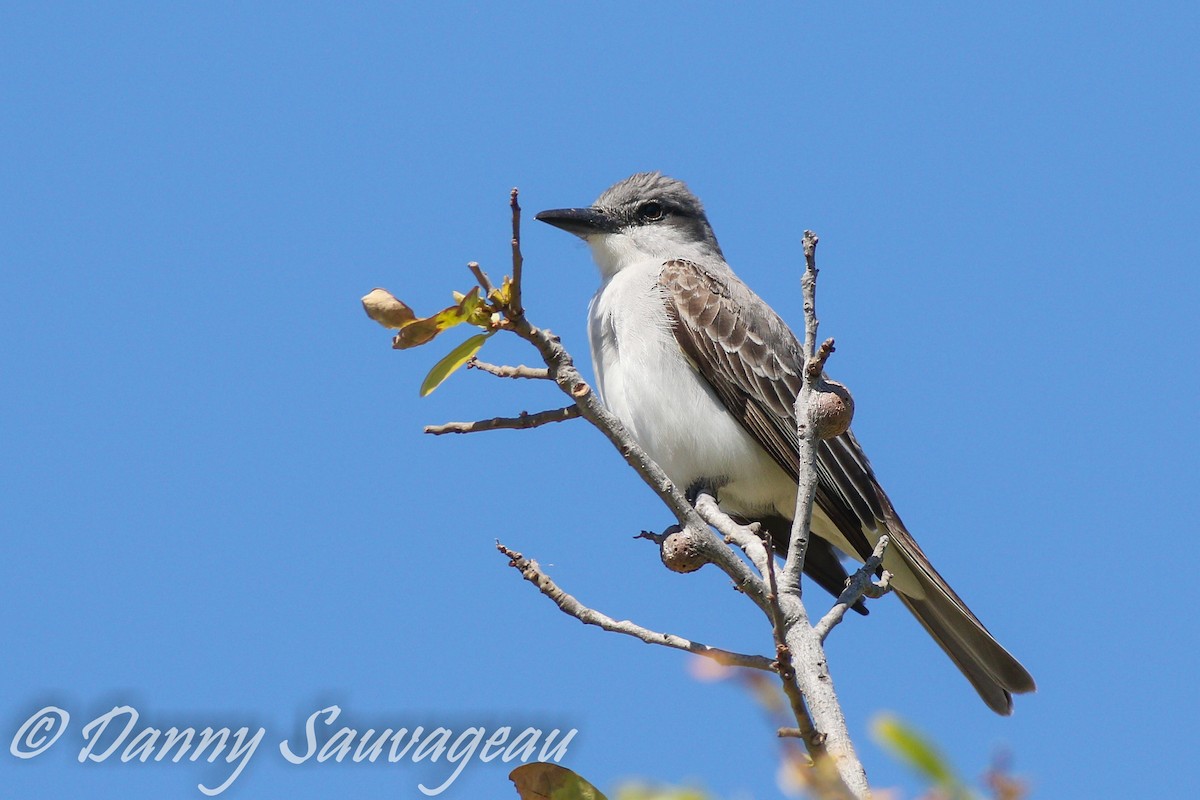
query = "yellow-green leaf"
(491, 275, 514, 306)
(419, 333, 490, 397)
(509, 763, 606, 800)
(394, 305, 464, 350)
(386, 287, 486, 350)
(458, 285, 482, 318)
(872, 714, 970, 797)
(468, 303, 494, 328)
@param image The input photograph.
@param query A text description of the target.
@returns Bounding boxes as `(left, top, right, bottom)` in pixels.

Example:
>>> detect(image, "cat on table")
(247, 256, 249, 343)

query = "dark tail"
(886, 521, 1037, 715)
(755, 513, 1035, 714)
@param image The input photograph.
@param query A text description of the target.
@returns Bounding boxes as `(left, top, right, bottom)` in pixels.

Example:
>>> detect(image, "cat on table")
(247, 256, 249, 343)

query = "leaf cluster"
(361, 275, 515, 396)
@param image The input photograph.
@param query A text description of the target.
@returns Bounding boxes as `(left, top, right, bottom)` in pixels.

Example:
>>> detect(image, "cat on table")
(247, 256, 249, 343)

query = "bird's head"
(536, 172, 724, 279)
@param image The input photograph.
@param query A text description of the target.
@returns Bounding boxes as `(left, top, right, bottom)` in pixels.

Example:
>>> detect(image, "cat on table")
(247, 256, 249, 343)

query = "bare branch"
(801, 231, 820, 356)
(424, 405, 580, 435)
(807, 337, 837, 379)
(814, 537, 893, 642)
(504, 317, 772, 612)
(509, 188, 524, 317)
(467, 358, 550, 380)
(692, 495, 831, 768)
(468, 261, 496, 296)
(693, 493, 769, 574)
(775, 594, 865, 796)
(763, 524, 828, 761)
(780, 232, 824, 595)
(757, 230, 870, 798)
(498, 542, 774, 671)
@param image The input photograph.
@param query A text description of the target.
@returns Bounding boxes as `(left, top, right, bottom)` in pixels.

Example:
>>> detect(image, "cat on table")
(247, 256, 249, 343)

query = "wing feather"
(659, 258, 877, 559)
(657, 258, 1035, 713)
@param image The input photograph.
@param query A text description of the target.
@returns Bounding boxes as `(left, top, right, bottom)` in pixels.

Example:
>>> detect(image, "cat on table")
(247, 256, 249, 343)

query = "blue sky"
(2, 3, 1196, 798)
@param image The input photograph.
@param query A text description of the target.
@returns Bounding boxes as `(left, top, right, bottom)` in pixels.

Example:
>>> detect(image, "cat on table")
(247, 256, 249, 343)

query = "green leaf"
(509, 763, 607, 800)
(491, 275, 514, 306)
(458, 285, 483, 319)
(419, 333, 490, 397)
(872, 714, 972, 798)
(393, 287, 484, 350)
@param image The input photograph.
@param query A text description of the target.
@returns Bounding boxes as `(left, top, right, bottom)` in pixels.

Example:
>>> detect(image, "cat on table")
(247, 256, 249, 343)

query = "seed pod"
(660, 528, 707, 574)
(811, 378, 855, 440)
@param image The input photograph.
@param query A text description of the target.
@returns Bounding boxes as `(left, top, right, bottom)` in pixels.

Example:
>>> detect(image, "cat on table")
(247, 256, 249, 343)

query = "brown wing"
(658, 258, 879, 559)
(658, 258, 1035, 714)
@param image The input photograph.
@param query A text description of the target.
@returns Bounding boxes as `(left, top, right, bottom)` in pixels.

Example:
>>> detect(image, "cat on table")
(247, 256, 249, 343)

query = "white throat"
(585, 228, 717, 281)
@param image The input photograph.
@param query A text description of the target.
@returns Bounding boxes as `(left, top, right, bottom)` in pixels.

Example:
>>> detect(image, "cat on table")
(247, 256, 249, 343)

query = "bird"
(535, 172, 1035, 714)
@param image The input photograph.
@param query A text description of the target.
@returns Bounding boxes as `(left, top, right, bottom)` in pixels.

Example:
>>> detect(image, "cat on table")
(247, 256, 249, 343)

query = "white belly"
(586, 261, 798, 519)
(584, 259, 873, 571)
(582, 257, 916, 591)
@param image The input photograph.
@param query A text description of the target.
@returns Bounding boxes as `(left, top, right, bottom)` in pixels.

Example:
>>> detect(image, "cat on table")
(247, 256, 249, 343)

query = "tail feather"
(887, 522, 1036, 714)
(740, 466, 1035, 712)
(897, 592, 1030, 715)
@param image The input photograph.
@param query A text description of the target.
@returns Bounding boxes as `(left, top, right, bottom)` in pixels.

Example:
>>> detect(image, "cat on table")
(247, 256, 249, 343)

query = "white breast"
(586, 259, 799, 519)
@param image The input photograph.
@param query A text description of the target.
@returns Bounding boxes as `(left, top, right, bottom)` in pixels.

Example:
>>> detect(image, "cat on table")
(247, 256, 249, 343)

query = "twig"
(498, 542, 774, 671)
(468, 261, 496, 296)
(780, 232, 824, 596)
(693, 493, 769, 574)
(509, 188, 524, 317)
(762, 524, 827, 760)
(467, 358, 550, 380)
(800, 231, 820, 361)
(807, 337, 837, 379)
(814, 537, 893, 642)
(424, 406, 580, 435)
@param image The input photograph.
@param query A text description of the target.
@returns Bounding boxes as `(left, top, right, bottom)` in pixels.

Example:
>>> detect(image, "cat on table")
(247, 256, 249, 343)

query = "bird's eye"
(638, 202, 666, 221)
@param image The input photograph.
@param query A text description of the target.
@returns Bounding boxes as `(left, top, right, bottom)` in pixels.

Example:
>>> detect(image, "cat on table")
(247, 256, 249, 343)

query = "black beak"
(535, 207, 621, 238)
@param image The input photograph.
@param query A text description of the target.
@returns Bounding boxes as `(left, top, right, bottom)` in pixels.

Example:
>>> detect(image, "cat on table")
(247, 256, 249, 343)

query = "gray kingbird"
(536, 172, 1035, 714)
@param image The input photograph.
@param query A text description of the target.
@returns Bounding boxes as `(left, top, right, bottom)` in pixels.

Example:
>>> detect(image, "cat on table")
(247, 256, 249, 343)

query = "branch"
(771, 230, 871, 798)
(691, 494, 840, 777)
(424, 405, 580, 435)
(509, 188, 524, 317)
(468, 261, 496, 296)
(781, 230, 823, 595)
(498, 542, 774, 671)
(814, 536, 893, 642)
(513, 321, 771, 609)
(493, 211, 772, 611)
(693, 493, 769, 575)
(762, 524, 828, 762)
(807, 337, 837, 379)
(467, 358, 550, 380)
